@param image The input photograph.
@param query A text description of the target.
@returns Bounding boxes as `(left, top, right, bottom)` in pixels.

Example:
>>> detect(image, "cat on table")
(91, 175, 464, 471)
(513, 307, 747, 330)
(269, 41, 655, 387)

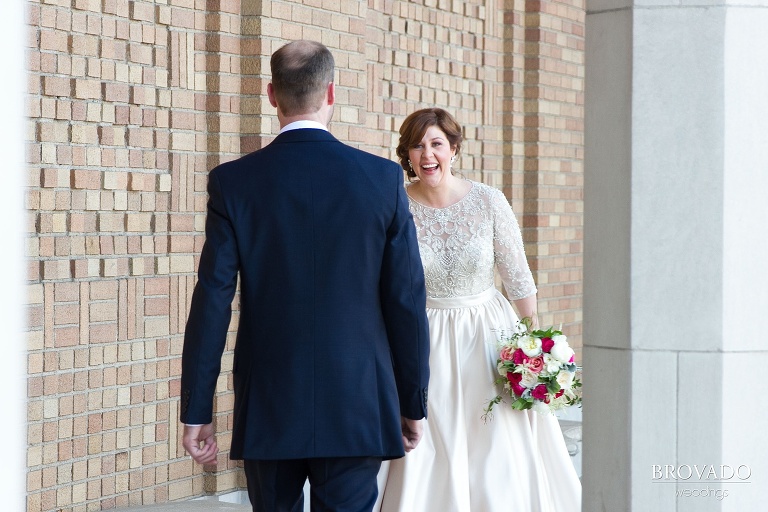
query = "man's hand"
(182, 423, 219, 465)
(400, 417, 424, 452)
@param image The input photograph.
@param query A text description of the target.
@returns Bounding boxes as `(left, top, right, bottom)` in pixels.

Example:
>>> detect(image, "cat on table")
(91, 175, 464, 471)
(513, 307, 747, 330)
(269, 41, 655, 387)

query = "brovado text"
(652, 464, 751, 481)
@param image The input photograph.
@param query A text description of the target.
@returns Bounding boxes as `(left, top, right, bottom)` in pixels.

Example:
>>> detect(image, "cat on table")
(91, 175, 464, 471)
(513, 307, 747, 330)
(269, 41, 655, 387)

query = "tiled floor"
(120, 500, 250, 511)
(119, 491, 251, 511)
(121, 410, 582, 511)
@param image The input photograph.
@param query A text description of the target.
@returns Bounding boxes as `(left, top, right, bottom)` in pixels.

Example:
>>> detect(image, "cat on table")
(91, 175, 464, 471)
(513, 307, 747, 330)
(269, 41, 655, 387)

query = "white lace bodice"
(407, 181, 537, 300)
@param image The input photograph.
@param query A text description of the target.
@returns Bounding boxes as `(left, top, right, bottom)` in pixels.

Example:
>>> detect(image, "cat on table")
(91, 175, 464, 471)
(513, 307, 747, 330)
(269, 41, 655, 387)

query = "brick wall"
(519, 0, 585, 353)
(25, 0, 584, 509)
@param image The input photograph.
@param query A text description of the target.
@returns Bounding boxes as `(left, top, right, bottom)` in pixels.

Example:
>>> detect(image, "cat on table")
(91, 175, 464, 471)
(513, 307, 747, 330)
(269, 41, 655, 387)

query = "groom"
(179, 40, 430, 511)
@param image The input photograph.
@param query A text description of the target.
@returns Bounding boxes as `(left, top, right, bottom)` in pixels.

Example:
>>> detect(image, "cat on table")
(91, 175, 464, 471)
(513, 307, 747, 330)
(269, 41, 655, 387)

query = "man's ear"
(267, 83, 278, 108)
(326, 82, 335, 106)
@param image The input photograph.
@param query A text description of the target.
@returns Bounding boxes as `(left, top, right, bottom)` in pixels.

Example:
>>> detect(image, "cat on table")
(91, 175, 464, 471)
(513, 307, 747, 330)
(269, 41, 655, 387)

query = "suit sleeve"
(379, 165, 430, 420)
(180, 169, 240, 424)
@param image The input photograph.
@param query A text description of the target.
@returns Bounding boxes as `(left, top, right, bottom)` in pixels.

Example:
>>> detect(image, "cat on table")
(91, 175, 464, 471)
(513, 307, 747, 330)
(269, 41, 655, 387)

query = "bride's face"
(408, 125, 456, 188)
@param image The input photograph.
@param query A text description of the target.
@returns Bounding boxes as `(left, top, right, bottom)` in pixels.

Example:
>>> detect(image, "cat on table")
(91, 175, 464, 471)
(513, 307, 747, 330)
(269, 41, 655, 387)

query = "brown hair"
(270, 40, 335, 116)
(396, 108, 463, 178)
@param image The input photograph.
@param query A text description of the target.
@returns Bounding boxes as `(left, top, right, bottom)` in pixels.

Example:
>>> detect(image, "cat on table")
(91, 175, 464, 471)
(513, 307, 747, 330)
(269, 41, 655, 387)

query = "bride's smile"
(408, 125, 455, 188)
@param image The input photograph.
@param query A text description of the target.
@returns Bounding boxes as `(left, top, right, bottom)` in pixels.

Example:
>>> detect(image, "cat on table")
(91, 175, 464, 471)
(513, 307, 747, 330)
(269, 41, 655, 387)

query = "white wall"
(584, 1, 768, 511)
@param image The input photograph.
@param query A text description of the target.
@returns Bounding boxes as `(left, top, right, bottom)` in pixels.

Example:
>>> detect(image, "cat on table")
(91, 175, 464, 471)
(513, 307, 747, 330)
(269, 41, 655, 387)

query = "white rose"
(543, 354, 561, 374)
(518, 335, 542, 357)
(550, 340, 574, 363)
(556, 370, 575, 390)
(532, 401, 552, 415)
(552, 334, 567, 345)
(520, 371, 539, 388)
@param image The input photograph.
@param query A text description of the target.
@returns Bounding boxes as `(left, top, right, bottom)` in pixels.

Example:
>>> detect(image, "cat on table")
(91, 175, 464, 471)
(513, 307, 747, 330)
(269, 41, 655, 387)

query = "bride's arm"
(488, 186, 538, 328)
(487, 187, 540, 328)
(513, 294, 539, 330)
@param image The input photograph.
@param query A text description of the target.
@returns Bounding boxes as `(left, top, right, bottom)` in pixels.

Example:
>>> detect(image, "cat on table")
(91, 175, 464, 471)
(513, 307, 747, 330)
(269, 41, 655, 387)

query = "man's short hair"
(270, 40, 335, 116)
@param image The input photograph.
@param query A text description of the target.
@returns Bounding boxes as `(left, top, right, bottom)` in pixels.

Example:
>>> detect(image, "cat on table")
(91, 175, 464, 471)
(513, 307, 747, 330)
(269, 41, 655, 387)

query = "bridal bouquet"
(484, 318, 582, 419)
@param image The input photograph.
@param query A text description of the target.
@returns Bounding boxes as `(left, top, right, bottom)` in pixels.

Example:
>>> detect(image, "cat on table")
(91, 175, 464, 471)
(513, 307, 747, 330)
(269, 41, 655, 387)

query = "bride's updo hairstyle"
(396, 108, 463, 179)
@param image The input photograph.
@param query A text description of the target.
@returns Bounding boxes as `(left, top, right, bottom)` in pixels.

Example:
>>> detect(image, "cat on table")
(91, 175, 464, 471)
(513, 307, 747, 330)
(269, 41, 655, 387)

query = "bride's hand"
(400, 417, 423, 452)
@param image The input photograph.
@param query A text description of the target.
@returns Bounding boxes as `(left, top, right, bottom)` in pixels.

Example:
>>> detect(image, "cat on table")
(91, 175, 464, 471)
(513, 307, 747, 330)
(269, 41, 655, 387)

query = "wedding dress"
(376, 180, 581, 512)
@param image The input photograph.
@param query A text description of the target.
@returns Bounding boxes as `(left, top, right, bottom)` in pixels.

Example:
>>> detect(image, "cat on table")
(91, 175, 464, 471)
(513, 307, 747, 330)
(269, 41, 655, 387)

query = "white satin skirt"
(375, 287, 581, 512)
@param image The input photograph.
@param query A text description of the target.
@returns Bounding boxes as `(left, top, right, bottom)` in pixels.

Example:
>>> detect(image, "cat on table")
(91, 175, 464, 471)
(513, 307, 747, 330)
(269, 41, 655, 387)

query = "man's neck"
(278, 111, 330, 130)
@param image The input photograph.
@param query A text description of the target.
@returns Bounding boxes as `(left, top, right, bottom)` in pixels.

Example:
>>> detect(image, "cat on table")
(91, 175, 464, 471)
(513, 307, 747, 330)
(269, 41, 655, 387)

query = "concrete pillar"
(0, 0, 26, 510)
(584, 1, 768, 510)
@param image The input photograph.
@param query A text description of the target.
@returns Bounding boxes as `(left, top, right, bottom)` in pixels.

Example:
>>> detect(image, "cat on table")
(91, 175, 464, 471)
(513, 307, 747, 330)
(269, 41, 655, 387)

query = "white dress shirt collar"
(279, 120, 328, 134)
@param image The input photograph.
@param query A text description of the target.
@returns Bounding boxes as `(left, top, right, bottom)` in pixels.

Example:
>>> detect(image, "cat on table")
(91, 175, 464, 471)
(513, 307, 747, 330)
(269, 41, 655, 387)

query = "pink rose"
(555, 389, 565, 398)
(531, 384, 549, 402)
(500, 346, 516, 361)
(508, 372, 526, 397)
(569, 354, 575, 363)
(527, 356, 544, 374)
(541, 337, 555, 353)
(512, 348, 529, 365)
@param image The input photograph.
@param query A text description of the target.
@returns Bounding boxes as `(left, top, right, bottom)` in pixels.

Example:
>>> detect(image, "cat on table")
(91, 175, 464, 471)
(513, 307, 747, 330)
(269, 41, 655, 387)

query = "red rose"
(527, 356, 544, 374)
(569, 354, 575, 363)
(541, 337, 555, 353)
(555, 389, 565, 398)
(512, 348, 529, 365)
(508, 372, 526, 396)
(531, 384, 549, 402)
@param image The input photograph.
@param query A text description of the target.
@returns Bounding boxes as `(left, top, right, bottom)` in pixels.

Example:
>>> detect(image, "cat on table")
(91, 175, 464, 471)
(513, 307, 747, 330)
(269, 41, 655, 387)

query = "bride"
(375, 108, 581, 511)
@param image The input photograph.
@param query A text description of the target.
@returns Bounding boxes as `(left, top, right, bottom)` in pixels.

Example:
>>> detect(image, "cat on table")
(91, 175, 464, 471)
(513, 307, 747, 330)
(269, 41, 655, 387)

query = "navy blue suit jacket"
(180, 128, 430, 461)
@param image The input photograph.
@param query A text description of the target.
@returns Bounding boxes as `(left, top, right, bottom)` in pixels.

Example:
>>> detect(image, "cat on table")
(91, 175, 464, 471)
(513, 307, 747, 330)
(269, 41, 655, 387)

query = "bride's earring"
(450, 155, 456, 167)
(407, 159, 414, 170)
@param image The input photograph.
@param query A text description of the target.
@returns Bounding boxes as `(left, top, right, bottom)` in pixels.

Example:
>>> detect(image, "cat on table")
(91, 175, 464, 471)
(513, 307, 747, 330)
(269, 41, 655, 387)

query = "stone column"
(584, 1, 768, 511)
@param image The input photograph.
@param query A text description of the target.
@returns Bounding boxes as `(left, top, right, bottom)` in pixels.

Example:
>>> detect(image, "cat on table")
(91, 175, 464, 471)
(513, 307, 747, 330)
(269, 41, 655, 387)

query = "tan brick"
(72, 78, 101, 100)
(169, 132, 195, 151)
(128, 127, 154, 148)
(101, 171, 126, 191)
(145, 317, 169, 337)
(41, 260, 71, 280)
(70, 169, 100, 189)
(90, 302, 117, 323)
(131, 85, 157, 106)
(128, 172, 155, 192)
(97, 213, 125, 232)
(126, 212, 152, 232)
(158, 173, 172, 192)
(73, 0, 101, 11)
(41, 76, 72, 98)
(39, 121, 70, 144)
(168, 255, 194, 273)
(129, 1, 155, 22)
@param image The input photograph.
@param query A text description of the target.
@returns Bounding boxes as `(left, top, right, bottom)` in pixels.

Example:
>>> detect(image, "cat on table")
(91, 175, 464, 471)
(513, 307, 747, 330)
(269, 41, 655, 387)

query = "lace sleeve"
(489, 187, 537, 300)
